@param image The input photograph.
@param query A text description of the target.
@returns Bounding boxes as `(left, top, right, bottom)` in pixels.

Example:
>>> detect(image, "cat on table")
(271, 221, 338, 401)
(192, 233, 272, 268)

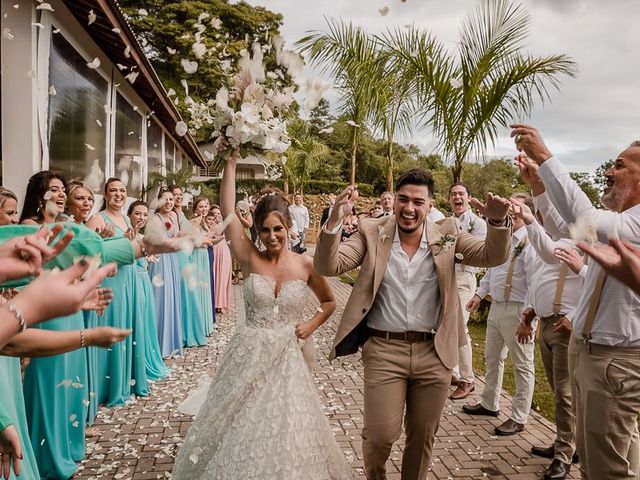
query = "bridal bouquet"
(208, 42, 295, 159)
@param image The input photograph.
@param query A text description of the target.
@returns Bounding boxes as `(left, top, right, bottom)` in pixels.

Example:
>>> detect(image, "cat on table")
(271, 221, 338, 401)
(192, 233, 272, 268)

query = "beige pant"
(571, 341, 640, 479)
(480, 301, 535, 424)
(362, 336, 450, 480)
(539, 316, 575, 464)
(452, 270, 476, 383)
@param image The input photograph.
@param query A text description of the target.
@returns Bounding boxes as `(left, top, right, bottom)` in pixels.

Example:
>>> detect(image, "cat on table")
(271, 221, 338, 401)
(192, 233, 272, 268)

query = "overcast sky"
(246, 0, 639, 174)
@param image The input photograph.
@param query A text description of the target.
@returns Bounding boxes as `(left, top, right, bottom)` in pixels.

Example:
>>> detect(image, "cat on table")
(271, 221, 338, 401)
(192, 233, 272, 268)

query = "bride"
(172, 151, 352, 479)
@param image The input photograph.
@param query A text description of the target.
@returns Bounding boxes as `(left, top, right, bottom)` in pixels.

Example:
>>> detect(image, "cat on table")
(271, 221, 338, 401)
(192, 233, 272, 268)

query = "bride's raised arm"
(220, 151, 257, 267)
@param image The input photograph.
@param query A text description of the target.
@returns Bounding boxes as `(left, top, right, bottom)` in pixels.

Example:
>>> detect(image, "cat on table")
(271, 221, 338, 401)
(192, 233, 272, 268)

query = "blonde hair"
(0, 187, 17, 209)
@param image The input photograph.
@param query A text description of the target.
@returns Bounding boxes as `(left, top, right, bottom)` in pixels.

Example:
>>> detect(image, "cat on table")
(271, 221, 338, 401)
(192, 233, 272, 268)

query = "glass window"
(164, 138, 174, 173)
(114, 92, 143, 198)
(147, 120, 163, 179)
(48, 32, 108, 189)
(175, 148, 183, 171)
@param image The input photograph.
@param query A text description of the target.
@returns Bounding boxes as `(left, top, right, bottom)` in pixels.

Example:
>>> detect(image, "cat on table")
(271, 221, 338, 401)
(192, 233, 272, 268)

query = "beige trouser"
(452, 270, 476, 383)
(538, 315, 575, 464)
(362, 336, 450, 480)
(571, 341, 640, 480)
(480, 301, 535, 424)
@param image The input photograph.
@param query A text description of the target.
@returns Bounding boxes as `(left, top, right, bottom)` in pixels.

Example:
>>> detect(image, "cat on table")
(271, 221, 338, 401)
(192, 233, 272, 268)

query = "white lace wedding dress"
(172, 273, 353, 480)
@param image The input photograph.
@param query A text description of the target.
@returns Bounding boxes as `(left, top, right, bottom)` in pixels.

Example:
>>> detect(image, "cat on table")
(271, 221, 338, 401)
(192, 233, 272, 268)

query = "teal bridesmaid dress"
(23, 311, 88, 479)
(0, 356, 39, 480)
(135, 256, 170, 381)
(192, 245, 214, 336)
(175, 211, 207, 347)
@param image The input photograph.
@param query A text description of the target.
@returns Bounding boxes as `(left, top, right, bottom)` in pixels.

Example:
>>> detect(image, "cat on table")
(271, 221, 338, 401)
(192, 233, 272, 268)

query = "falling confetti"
(449, 78, 463, 88)
(318, 127, 334, 134)
(125, 71, 140, 84)
(85, 143, 96, 151)
(112, 27, 121, 34)
(175, 121, 189, 137)
(152, 274, 164, 288)
(181, 59, 198, 74)
(3, 28, 15, 40)
(137, 8, 148, 16)
(48, 85, 57, 96)
(378, 6, 390, 16)
(88, 9, 96, 25)
(36, 2, 54, 11)
(345, 120, 360, 127)
(87, 57, 101, 69)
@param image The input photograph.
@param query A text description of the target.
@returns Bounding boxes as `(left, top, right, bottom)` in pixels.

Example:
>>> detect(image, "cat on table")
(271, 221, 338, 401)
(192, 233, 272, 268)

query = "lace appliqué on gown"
(172, 274, 352, 480)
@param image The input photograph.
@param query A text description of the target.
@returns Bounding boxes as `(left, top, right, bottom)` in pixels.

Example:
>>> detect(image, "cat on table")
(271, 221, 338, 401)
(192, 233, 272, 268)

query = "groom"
(314, 169, 512, 480)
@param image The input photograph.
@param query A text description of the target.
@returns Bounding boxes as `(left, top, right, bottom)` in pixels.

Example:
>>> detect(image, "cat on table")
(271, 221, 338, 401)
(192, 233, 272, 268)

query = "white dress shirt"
(367, 226, 442, 332)
(428, 207, 446, 222)
(539, 156, 640, 346)
(525, 221, 587, 320)
(476, 227, 537, 304)
(288, 204, 309, 232)
(454, 209, 487, 274)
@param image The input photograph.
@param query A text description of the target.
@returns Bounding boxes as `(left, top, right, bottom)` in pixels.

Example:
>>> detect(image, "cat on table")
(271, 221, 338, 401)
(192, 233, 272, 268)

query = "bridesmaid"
(210, 204, 233, 313)
(170, 186, 206, 347)
(19, 171, 91, 479)
(65, 181, 94, 224)
(86, 178, 140, 412)
(204, 211, 218, 327)
(127, 200, 170, 381)
(148, 189, 184, 357)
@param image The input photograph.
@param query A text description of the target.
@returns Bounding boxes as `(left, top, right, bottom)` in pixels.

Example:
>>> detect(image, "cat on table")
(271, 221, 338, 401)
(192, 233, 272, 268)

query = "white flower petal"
(36, 2, 54, 12)
(137, 8, 148, 16)
(449, 78, 463, 89)
(181, 59, 198, 74)
(87, 57, 101, 69)
(378, 6, 390, 16)
(88, 9, 96, 25)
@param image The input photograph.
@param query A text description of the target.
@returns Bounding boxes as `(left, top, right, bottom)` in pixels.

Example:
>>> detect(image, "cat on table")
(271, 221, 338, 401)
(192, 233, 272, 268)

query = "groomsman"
(448, 182, 487, 400)
(512, 198, 585, 480)
(512, 124, 640, 480)
(380, 191, 395, 216)
(464, 195, 538, 436)
(315, 170, 512, 480)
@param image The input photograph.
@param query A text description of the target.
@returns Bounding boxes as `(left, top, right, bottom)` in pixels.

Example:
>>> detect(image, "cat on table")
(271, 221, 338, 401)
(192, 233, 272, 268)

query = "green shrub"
(203, 178, 374, 197)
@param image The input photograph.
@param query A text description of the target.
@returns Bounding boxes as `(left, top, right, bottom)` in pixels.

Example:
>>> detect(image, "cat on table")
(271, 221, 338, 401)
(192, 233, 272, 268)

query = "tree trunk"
(386, 138, 394, 192)
(350, 127, 358, 185)
(452, 159, 463, 183)
(284, 177, 289, 195)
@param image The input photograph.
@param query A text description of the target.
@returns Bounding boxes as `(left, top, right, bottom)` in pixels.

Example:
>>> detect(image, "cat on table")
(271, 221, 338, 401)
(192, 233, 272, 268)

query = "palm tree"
(379, 0, 577, 182)
(287, 119, 330, 197)
(297, 20, 378, 185)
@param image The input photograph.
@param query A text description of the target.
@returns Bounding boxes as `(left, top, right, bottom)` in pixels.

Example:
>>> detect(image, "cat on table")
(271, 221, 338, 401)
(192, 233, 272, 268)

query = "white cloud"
(247, 0, 640, 173)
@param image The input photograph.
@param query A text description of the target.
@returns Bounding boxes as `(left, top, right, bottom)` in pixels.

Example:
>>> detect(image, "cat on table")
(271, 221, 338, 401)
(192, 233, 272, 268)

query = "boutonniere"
(378, 225, 389, 242)
(512, 238, 527, 259)
(468, 219, 476, 234)
(431, 233, 456, 255)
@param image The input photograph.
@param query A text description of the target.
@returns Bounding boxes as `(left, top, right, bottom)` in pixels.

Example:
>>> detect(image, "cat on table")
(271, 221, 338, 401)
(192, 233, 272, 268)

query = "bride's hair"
(253, 188, 292, 230)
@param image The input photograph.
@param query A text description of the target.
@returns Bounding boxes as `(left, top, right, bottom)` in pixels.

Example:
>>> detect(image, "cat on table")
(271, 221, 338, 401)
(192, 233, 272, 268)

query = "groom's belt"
(369, 328, 434, 343)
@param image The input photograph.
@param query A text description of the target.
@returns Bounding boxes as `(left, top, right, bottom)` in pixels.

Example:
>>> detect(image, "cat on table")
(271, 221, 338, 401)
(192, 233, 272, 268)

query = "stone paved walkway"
(75, 278, 580, 479)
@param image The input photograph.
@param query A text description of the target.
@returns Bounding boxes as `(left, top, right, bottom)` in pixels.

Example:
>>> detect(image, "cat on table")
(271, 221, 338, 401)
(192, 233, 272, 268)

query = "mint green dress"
(135, 256, 170, 381)
(176, 211, 207, 348)
(0, 356, 39, 480)
(0, 223, 135, 479)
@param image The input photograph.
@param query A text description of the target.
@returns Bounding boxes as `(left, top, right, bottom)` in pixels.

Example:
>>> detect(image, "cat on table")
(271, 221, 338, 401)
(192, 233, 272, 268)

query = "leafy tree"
(593, 159, 614, 195)
(119, 0, 286, 141)
(570, 172, 600, 207)
(287, 120, 330, 196)
(308, 99, 334, 136)
(380, 0, 577, 182)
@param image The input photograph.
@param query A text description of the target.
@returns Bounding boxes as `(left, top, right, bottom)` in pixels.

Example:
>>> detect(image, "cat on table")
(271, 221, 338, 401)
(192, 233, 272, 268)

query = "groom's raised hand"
(478, 193, 510, 223)
(326, 185, 359, 231)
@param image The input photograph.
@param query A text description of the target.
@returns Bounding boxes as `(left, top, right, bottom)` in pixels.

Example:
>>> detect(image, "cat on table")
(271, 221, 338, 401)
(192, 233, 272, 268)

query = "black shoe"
(531, 445, 554, 459)
(462, 403, 500, 417)
(544, 458, 571, 479)
(494, 418, 525, 436)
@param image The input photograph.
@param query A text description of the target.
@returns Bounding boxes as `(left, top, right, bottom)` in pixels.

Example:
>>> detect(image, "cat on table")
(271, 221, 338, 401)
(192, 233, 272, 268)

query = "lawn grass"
(468, 321, 556, 423)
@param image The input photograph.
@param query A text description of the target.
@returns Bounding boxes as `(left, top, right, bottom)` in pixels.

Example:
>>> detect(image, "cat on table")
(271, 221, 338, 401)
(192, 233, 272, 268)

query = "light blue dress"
(135, 255, 170, 381)
(23, 312, 88, 479)
(0, 356, 39, 480)
(175, 211, 207, 348)
(148, 213, 184, 357)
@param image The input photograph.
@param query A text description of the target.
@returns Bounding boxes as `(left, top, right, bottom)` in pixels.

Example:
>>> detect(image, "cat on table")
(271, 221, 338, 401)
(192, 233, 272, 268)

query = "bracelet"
(5, 303, 27, 332)
(80, 329, 86, 348)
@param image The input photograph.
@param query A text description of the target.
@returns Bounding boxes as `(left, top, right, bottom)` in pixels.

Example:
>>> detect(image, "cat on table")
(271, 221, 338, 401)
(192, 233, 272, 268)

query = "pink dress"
(213, 236, 233, 311)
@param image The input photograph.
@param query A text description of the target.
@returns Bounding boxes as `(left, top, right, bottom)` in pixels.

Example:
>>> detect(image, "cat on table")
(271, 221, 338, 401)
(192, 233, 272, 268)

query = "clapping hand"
(82, 288, 114, 316)
(554, 246, 585, 274)
(578, 238, 640, 295)
(96, 223, 115, 238)
(509, 197, 536, 225)
(326, 186, 359, 231)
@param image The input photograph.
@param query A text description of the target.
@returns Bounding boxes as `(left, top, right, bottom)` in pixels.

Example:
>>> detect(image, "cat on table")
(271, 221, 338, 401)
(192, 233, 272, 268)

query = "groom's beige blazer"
(314, 215, 511, 368)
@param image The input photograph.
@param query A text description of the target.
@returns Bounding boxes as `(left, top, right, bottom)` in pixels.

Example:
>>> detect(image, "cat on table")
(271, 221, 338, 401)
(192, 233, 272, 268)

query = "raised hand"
(97, 223, 115, 238)
(85, 326, 132, 348)
(578, 238, 640, 294)
(510, 124, 553, 165)
(326, 185, 359, 231)
(482, 193, 510, 222)
(554, 246, 584, 274)
(509, 197, 536, 225)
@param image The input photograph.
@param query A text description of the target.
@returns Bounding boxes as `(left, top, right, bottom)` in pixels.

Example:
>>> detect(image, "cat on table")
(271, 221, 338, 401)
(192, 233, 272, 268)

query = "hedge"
(203, 178, 374, 198)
